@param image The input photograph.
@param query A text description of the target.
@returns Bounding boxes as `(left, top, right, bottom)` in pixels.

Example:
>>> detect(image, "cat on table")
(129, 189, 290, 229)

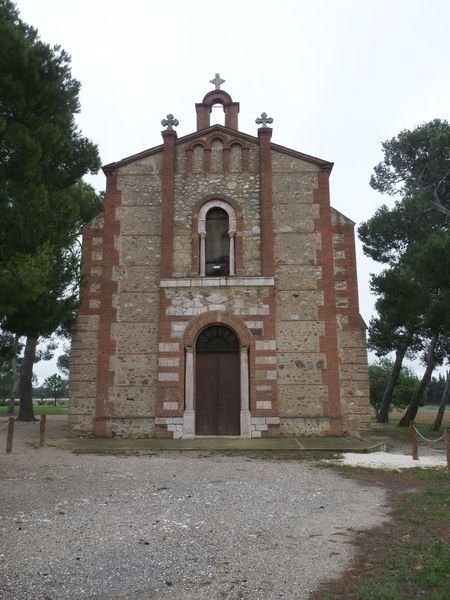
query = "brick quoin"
(93, 173, 121, 437)
(258, 127, 275, 276)
(160, 129, 177, 278)
(314, 170, 343, 435)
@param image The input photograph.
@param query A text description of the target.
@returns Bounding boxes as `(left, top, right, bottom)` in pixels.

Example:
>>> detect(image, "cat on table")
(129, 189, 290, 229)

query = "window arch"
(198, 199, 236, 277)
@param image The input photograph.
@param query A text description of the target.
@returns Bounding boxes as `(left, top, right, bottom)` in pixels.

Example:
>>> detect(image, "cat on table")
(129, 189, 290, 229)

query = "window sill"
(160, 277, 275, 288)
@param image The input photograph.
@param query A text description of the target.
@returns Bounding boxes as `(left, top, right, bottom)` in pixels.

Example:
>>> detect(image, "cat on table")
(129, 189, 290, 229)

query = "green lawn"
(0, 404, 68, 415)
(315, 468, 450, 600)
(370, 405, 450, 439)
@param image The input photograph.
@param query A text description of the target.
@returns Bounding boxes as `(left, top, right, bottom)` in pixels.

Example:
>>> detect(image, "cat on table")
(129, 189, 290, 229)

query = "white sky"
(15, 0, 450, 381)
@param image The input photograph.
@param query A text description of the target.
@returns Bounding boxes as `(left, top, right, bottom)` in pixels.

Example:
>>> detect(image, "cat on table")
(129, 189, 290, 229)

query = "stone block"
(273, 203, 319, 233)
(276, 264, 322, 291)
(276, 290, 323, 321)
(112, 322, 158, 353)
(277, 384, 326, 417)
(255, 340, 276, 351)
(118, 154, 163, 176)
(279, 417, 329, 437)
(119, 235, 161, 266)
(256, 400, 272, 409)
(158, 372, 179, 381)
(277, 321, 324, 352)
(274, 232, 320, 266)
(106, 417, 155, 439)
(159, 342, 179, 352)
(112, 354, 158, 386)
(276, 353, 324, 384)
(115, 292, 159, 322)
(158, 357, 180, 367)
(116, 206, 162, 235)
(110, 386, 157, 415)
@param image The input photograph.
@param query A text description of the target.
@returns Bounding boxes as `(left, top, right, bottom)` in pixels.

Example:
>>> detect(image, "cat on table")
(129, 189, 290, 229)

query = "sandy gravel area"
(0, 418, 387, 600)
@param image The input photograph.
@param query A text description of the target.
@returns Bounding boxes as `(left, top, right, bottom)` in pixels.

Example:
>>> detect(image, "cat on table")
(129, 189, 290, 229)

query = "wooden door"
(195, 325, 240, 436)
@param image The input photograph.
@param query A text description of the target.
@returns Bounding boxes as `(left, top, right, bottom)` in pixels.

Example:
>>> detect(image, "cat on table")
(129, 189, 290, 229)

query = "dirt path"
(0, 418, 387, 600)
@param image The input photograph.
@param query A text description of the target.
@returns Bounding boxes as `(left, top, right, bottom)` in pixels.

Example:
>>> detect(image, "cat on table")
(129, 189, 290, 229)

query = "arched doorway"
(195, 325, 240, 435)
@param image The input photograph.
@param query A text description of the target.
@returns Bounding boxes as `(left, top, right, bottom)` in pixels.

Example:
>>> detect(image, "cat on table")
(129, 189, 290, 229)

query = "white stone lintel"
(160, 277, 275, 288)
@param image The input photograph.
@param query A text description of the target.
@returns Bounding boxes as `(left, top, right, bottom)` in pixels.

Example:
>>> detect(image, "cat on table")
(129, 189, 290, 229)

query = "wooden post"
(410, 421, 419, 460)
(39, 414, 46, 447)
(446, 428, 450, 474)
(6, 417, 14, 454)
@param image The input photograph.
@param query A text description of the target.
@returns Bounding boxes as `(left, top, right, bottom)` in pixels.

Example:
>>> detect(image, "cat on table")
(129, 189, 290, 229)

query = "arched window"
(205, 208, 230, 276)
(198, 200, 236, 277)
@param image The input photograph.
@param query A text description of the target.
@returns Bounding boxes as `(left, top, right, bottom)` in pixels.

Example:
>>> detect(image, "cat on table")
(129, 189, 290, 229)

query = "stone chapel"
(69, 76, 371, 439)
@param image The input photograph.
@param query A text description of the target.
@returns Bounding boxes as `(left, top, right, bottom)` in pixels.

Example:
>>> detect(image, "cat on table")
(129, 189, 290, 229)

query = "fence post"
(39, 414, 46, 447)
(446, 428, 450, 474)
(6, 417, 14, 454)
(410, 421, 419, 460)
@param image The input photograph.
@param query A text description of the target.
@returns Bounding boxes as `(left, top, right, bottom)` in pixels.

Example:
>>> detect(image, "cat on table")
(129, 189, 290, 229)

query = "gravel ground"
(335, 450, 448, 469)
(0, 419, 387, 600)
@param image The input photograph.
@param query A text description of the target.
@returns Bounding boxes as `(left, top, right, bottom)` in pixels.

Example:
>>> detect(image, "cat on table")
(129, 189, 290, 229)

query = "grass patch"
(0, 404, 68, 415)
(312, 469, 450, 600)
(370, 420, 448, 441)
(212, 449, 342, 461)
(371, 405, 450, 431)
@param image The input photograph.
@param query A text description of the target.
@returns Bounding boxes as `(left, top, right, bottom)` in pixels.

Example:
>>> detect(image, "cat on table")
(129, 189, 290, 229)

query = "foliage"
(0, 1, 101, 318)
(57, 346, 70, 376)
(359, 120, 450, 424)
(42, 373, 68, 402)
(428, 374, 448, 404)
(0, 330, 21, 401)
(0, 2, 102, 419)
(370, 118, 450, 216)
(368, 358, 420, 417)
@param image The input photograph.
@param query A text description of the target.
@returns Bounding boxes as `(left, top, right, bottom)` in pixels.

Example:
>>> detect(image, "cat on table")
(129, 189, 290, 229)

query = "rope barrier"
(413, 423, 446, 444)
(0, 421, 11, 432)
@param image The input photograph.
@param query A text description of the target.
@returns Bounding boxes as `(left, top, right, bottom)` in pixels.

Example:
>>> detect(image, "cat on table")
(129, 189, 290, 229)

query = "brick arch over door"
(181, 311, 252, 439)
(182, 310, 252, 348)
(191, 196, 244, 276)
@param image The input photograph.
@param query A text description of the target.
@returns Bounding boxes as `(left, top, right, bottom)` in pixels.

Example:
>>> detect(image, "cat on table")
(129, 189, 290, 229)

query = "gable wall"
(70, 129, 370, 438)
(171, 139, 262, 277)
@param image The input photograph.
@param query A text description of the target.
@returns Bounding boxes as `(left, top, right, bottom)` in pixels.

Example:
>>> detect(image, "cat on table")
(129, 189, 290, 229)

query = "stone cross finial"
(256, 112, 273, 128)
(161, 114, 179, 130)
(210, 73, 225, 90)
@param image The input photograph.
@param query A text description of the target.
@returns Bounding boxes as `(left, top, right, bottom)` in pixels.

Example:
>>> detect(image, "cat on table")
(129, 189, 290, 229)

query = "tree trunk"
(431, 369, 450, 431)
(7, 334, 20, 416)
(377, 345, 408, 423)
(398, 334, 439, 427)
(17, 336, 38, 421)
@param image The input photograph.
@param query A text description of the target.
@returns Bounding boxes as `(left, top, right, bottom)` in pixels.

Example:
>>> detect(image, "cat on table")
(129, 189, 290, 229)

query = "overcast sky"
(15, 0, 450, 380)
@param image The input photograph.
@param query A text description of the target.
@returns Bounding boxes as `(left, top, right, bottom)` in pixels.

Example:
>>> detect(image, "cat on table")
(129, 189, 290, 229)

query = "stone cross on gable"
(161, 114, 179, 131)
(256, 112, 273, 128)
(210, 73, 225, 90)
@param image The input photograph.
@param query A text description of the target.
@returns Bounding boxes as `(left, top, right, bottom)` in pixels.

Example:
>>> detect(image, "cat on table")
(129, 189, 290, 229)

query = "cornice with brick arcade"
(185, 131, 251, 174)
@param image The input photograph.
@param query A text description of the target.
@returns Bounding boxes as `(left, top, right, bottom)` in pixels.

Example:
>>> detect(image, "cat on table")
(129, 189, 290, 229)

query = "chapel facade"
(69, 78, 370, 439)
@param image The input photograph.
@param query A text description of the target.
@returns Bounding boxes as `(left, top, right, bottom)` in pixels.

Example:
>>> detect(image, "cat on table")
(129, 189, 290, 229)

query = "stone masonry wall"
(172, 141, 261, 277)
(104, 154, 163, 437)
(71, 126, 369, 438)
(271, 152, 331, 436)
(331, 209, 371, 433)
(155, 280, 279, 438)
(69, 213, 104, 435)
